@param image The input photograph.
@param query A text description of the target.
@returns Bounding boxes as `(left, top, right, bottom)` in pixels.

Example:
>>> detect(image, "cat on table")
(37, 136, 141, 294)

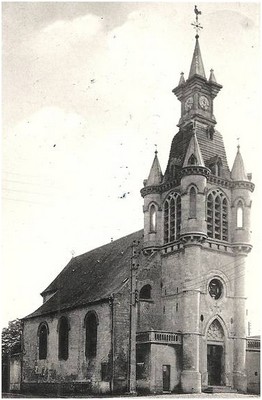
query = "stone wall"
(10, 354, 22, 392)
(246, 339, 260, 394)
(22, 301, 112, 394)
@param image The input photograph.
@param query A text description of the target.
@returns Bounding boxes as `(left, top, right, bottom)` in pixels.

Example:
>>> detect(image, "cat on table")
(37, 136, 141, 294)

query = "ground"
(2, 393, 259, 399)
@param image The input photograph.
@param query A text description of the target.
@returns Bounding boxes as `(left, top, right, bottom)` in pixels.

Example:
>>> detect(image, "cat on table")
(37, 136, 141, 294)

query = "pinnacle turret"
(145, 151, 163, 186)
(231, 146, 247, 181)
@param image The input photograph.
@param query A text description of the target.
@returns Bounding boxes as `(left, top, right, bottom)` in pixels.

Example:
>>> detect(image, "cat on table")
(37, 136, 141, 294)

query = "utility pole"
(248, 321, 251, 337)
(128, 240, 139, 394)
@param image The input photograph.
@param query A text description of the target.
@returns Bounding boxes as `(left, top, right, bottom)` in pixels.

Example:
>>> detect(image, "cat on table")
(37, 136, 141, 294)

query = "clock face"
(185, 97, 193, 111)
(199, 95, 210, 110)
(208, 279, 223, 300)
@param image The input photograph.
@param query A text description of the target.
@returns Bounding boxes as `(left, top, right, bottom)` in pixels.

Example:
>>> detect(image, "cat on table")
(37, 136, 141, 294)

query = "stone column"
(180, 245, 201, 393)
(233, 251, 247, 392)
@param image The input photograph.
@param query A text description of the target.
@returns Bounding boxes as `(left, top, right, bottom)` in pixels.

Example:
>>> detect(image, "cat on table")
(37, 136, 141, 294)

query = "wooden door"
(162, 364, 170, 392)
(207, 344, 223, 386)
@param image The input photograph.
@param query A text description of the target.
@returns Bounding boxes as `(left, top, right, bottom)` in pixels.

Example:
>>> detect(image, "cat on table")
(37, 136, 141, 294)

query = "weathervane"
(191, 5, 203, 38)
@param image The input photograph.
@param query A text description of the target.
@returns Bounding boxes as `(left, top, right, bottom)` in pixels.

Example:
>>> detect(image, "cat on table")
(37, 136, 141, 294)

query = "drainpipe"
(109, 294, 114, 394)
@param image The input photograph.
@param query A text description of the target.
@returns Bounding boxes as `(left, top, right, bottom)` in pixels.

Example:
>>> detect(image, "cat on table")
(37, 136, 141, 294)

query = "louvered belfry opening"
(164, 192, 181, 244)
(207, 190, 228, 241)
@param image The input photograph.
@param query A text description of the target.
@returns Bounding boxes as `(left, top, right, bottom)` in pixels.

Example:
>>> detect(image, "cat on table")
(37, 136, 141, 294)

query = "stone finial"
(209, 69, 217, 83)
(178, 72, 185, 86)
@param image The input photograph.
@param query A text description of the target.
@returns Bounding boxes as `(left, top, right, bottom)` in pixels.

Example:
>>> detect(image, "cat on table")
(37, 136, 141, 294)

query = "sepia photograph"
(2, 2, 261, 397)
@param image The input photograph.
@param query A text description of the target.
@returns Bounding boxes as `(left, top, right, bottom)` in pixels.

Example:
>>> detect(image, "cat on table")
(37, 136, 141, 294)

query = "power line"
(2, 197, 50, 206)
(3, 178, 57, 189)
(161, 253, 246, 292)
(182, 260, 246, 291)
(2, 187, 50, 196)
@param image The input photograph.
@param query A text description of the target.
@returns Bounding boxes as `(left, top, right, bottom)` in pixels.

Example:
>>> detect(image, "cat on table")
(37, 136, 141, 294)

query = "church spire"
(188, 35, 206, 79)
(189, 5, 206, 79)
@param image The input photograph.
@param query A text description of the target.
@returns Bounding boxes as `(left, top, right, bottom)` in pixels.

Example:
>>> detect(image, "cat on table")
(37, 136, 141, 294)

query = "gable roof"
(24, 230, 143, 320)
(182, 132, 204, 167)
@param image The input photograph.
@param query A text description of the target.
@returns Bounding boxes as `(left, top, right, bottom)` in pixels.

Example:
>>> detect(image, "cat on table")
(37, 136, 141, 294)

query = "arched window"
(188, 154, 197, 165)
(85, 312, 98, 358)
(38, 322, 49, 360)
(237, 201, 244, 228)
(139, 284, 152, 300)
(217, 160, 222, 177)
(58, 317, 69, 360)
(207, 319, 224, 341)
(189, 187, 197, 218)
(149, 204, 156, 232)
(164, 192, 181, 244)
(209, 158, 223, 177)
(207, 189, 228, 241)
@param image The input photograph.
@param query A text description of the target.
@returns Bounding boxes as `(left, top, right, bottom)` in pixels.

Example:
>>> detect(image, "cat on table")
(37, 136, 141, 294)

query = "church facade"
(21, 14, 254, 396)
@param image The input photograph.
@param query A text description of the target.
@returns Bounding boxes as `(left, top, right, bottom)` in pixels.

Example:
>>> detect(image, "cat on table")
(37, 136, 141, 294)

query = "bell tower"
(141, 5, 254, 394)
(173, 10, 222, 131)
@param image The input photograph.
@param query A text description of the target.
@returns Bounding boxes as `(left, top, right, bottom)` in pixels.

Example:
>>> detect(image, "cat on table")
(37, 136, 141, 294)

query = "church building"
(21, 8, 255, 395)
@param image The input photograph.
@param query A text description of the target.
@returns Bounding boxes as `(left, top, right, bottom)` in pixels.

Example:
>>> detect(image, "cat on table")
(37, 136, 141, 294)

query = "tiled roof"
(24, 230, 144, 320)
(164, 127, 231, 180)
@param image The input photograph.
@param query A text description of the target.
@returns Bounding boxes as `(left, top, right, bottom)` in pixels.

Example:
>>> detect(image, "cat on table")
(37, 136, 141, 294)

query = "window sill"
(139, 298, 153, 303)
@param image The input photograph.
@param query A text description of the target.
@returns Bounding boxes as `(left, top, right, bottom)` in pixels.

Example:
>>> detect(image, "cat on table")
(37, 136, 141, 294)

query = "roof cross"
(191, 5, 203, 38)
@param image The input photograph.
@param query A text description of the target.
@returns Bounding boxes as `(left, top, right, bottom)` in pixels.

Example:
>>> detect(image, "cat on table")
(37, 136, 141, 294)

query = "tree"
(2, 319, 23, 356)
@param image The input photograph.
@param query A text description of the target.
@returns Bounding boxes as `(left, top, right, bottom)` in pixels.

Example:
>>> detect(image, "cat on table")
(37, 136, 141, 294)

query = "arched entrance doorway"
(207, 319, 225, 386)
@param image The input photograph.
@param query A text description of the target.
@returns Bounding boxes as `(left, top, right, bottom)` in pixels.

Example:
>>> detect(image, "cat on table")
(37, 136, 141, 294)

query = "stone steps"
(203, 386, 238, 394)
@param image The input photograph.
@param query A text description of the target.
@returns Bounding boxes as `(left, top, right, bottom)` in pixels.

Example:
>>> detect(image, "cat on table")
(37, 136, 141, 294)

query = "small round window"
(208, 279, 223, 300)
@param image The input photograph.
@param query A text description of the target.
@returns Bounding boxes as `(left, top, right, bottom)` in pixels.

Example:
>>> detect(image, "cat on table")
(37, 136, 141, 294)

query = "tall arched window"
(85, 312, 98, 358)
(38, 322, 49, 360)
(139, 284, 152, 300)
(164, 192, 181, 244)
(149, 204, 156, 232)
(237, 201, 244, 228)
(189, 187, 197, 218)
(58, 317, 70, 360)
(207, 189, 228, 241)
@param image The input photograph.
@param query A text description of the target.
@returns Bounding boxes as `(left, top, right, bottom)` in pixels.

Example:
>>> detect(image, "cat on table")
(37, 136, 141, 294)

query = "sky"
(2, 2, 261, 334)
